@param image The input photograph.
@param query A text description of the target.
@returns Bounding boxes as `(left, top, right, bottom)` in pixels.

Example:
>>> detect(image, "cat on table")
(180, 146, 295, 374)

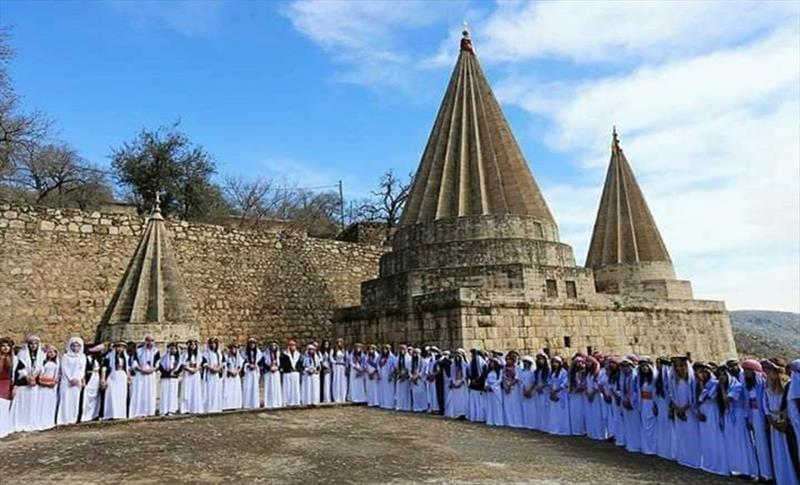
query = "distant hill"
(729, 310, 800, 359)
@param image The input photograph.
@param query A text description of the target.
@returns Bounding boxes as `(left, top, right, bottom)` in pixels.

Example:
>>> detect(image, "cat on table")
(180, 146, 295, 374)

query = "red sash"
(640, 390, 653, 400)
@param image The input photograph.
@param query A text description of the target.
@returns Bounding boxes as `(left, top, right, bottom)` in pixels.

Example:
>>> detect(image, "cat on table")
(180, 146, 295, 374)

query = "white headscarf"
(160, 344, 181, 372)
(61, 336, 86, 380)
(136, 341, 160, 370)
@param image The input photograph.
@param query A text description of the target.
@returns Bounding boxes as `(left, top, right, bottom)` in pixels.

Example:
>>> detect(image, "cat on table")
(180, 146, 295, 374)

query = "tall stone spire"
(586, 128, 692, 299)
(586, 128, 671, 267)
(399, 27, 555, 226)
(97, 193, 199, 343)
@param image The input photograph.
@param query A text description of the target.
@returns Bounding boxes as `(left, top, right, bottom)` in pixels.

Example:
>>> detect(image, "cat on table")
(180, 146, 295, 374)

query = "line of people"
(0, 335, 798, 484)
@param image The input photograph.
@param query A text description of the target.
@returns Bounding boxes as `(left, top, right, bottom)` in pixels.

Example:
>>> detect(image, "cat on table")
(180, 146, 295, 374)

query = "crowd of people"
(0, 334, 798, 484)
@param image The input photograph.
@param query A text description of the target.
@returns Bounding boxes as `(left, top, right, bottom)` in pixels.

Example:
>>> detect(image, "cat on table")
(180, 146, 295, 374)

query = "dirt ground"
(0, 405, 736, 484)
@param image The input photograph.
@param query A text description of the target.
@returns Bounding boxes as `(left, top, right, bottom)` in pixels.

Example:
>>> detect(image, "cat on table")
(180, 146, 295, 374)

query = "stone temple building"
(96, 195, 199, 344)
(335, 29, 737, 361)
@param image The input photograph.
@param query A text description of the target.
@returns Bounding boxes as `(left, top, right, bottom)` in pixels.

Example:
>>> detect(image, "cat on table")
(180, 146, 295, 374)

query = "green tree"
(110, 124, 228, 220)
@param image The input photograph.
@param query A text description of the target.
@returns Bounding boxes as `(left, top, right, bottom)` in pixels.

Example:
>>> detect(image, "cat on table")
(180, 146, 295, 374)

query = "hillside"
(729, 310, 800, 359)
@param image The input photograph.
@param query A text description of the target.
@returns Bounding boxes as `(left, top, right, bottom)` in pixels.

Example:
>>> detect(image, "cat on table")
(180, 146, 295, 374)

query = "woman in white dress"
(378, 345, 396, 410)
(180, 339, 203, 414)
(520, 355, 537, 429)
(102, 341, 130, 420)
(484, 357, 504, 427)
(159, 342, 182, 416)
(300, 344, 321, 406)
(533, 352, 551, 432)
(365, 345, 381, 407)
(501, 352, 523, 428)
(241, 338, 262, 409)
(35, 345, 59, 430)
(347, 343, 367, 403)
(445, 349, 469, 419)
(330, 339, 348, 403)
(57, 337, 85, 425)
(222, 342, 243, 410)
(0, 337, 15, 438)
(409, 347, 428, 412)
(202, 338, 225, 413)
(81, 343, 104, 422)
(319, 340, 333, 403)
(263, 341, 283, 408)
(11, 334, 45, 432)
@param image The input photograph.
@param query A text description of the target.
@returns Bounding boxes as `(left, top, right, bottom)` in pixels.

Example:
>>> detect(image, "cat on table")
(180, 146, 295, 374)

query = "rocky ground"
(0, 405, 738, 484)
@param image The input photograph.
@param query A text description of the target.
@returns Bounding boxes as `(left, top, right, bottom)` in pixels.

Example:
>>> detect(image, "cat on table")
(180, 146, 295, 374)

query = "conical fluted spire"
(100, 195, 195, 332)
(399, 28, 555, 226)
(586, 129, 671, 268)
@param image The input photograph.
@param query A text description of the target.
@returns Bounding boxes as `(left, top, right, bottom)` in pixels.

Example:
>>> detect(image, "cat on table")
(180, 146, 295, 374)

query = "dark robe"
(435, 357, 452, 416)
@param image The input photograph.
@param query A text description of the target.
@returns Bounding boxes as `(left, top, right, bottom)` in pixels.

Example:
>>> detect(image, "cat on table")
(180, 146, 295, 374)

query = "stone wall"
(0, 204, 384, 345)
(335, 290, 738, 361)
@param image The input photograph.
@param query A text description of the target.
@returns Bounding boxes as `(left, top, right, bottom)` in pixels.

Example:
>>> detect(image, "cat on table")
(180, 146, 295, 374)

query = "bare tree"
(0, 25, 51, 179)
(223, 175, 278, 228)
(9, 142, 111, 207)
(357, 169, 411, 229)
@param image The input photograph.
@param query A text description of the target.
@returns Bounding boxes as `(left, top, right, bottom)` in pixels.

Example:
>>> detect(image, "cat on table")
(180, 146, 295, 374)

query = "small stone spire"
(150, 191, 163, 221)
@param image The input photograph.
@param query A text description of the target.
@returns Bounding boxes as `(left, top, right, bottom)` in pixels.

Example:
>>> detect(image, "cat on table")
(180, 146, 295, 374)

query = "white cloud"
(480, 1, 797, 63)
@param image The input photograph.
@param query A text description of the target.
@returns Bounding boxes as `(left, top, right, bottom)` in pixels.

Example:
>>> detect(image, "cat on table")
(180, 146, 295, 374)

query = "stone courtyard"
(0, 406, 736, 484)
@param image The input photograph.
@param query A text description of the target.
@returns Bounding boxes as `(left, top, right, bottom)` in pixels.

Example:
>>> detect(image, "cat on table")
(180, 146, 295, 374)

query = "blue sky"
(3, 1, 799, 312)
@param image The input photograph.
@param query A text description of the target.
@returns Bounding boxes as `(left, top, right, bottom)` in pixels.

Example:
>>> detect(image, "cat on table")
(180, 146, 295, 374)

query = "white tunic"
(282, 349, 302, 407)
(35, 360, 59, 430)
(241, 347, 262, 409)
(409, 355, 428, 412)
(159, 353, 181, 416)
(180, 352, 203, 414)
(394, 353, 412, 411)
(301, 353, 321, 406)
(348, 351, 367, 403)
(378, 354, 395, 410)
(365, 353, 381, 407)
(425, 357, 440, 413)
(57, 340, 86, 425)
(11, 346, 44, 432)
(445, 359, 469, 419)
(263, 349, 284, 408)
(223, 352, 243, 410)
(103, 352, 129, 420)
(129, 345, 159, 418)
(319, 352, 332, 403)
(203, 348, 225, 413)
(331, 349, 348, 403)
(81, 356, 102, 422)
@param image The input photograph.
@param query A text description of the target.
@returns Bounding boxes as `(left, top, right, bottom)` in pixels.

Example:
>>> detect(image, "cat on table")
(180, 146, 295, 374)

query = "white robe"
(103, 351, 129, 420)
(585, 373, 606, 440)
(129, 345, 159, 418)
(348, 351, 367, 403)
(57, 341, 86, 425)
(520, 368, 537, 429)
(378, 354, 395, 410)
(394, 353, 412, 411)
(35, 360, 59, 430)
(467, 356, 487, 423)
(569, 373, 587, 436)
(425, 357, 440, 412)
(241, 348, 262, 409)
(223, 353, 243, 410)
(501, 366, 524, 428)
(365, 353, 381, 407)
(203, 348, 225, 413)
(159, 353, 181, 416)
(445, 359, 469, 419)
(320, 352, 332, 403)
(331, 349, 348, 403)
(484, 370, 504, 426)
(409, 356, 428, 412)
(180, 353, 203, 414)
(547, 368, 570, 435)
(11, 346, 44, 432)
(301, 353, 321, 406)
(81, 356, 102, 422)
(282, 350, 302, 407)
(263, 349, 284, 408)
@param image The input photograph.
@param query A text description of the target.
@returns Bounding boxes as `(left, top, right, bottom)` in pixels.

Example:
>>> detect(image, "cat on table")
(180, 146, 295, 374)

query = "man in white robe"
(180, 340, 203, 414)
(102, 342, 130, 420)
(467, 349, 487, 422)
(347, 343, 367, 403)
(425, 347, 440, 413)
(80, 343, 104, 422)
(263, 341, 283, 408)
(300, 344, 321, 406)
(378, 345, 396, 410)
(280, 340, 302, 406)
(330, 339, 348, 403)
(159, 342, 181, 416)
(241, 338, 262, 409)
(223, 342, 243, 410)
(394, 344, 412, 411)
(129, 336, 159, 418)
(57, 336, 86, 425)
(409, 348, 428, 412)
(11, 335, 45, 431)
(365, 345, 381, 407)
